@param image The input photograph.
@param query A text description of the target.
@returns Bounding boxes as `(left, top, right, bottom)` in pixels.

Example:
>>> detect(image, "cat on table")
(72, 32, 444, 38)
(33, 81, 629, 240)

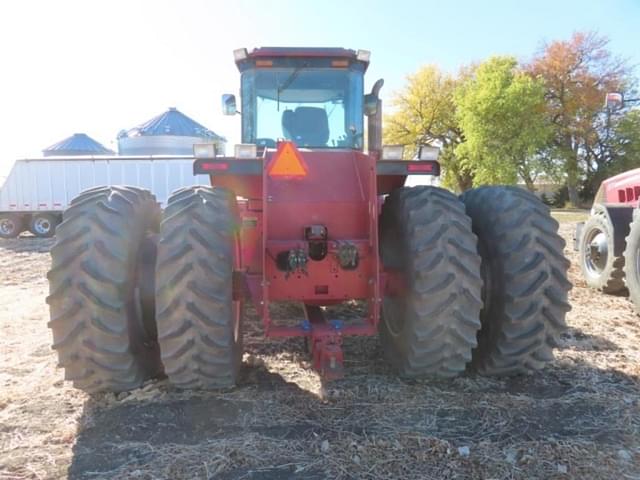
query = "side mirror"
(364, 79, 384, 116)
(364, 94, 378, 116)
(605, 92, 624, 110)
(222, 94, 237, 115)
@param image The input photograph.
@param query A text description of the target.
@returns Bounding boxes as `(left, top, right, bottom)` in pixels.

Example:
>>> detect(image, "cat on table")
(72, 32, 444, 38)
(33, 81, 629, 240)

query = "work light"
(382, 145, 404, 160)
(233, 48, 248, 61)
(418, 145, 440, 161)
(605, 92, 623, 109)
(234, 144, 257, 159)
(193, 144, 216, 159)
(356, 50, 371, 62)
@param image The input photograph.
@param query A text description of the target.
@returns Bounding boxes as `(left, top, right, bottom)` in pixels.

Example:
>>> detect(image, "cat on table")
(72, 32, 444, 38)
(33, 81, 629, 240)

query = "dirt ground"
(1, 214, 639, 479)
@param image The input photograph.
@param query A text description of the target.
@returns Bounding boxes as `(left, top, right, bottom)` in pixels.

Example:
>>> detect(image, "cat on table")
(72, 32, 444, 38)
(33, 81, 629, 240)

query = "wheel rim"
(33, 217, 51, 235)
(0, 219, 16, 236)
(583, 228, 608, 277)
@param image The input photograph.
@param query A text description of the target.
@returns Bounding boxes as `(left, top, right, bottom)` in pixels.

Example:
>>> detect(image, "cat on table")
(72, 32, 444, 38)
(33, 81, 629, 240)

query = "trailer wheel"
(156, 186, 243, 389)
(29, 213, 61, 238)
(47, 186, 163, 393)
(578, 213, 625, 294)
(623, 213, 640, 314)
(379, 186, 483, 378)
(461, 186, 571, 375)
(0, 213, 24, 239)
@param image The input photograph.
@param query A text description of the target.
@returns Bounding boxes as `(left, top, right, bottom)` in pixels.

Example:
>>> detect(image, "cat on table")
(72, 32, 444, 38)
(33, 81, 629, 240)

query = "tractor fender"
(589, 203, 635, 257)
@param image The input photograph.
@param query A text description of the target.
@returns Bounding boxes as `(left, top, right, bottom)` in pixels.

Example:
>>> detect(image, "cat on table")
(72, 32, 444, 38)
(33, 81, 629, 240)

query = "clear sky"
(0, 0, 638, 176)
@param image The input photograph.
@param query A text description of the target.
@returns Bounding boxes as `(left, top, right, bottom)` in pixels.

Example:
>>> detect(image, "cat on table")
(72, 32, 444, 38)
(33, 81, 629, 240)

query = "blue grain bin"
(117, 108, 226, 156)
(43, 133, 114, 157)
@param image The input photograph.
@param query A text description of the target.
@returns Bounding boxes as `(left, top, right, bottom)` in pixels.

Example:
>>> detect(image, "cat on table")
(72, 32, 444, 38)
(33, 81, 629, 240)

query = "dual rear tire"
(379, 186, 571, 378)
(47, 186, 163, 392)
(48, 186, 241, 393)
(378, 187, 482, 377)
(155, 186, 243, 389)
(461, 187, 571, 374)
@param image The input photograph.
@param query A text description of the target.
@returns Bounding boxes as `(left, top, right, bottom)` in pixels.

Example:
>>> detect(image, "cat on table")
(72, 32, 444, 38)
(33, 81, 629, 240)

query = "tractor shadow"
(558, 327, 620, 352)
(67, 337, 640, 479)
(67, 364, 327, 480)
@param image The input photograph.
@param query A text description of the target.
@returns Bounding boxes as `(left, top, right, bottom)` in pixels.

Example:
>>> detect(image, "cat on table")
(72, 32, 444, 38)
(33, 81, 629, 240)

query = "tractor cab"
(223, 48, 373, 151)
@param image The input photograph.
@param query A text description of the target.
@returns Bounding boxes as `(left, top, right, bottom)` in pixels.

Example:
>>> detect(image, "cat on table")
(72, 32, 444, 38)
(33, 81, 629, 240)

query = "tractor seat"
(281, 107, 329, 147)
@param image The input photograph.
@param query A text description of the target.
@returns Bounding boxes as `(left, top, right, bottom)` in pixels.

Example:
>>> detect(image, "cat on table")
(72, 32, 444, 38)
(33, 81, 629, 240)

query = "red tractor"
(577, 93, 640, 312)
(577, 168, 640, 311)
(47, 48, 571, 392)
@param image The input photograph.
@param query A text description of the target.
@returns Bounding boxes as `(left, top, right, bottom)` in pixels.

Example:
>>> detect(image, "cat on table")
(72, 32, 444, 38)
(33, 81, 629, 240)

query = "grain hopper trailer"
(0, 156, 209, 238)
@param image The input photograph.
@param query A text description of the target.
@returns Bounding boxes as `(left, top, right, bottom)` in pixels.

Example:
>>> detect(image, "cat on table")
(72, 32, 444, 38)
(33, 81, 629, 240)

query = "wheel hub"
(0, 219, 15, 236)
(33, 217, 51, 235)
(585, 231, 608, 275)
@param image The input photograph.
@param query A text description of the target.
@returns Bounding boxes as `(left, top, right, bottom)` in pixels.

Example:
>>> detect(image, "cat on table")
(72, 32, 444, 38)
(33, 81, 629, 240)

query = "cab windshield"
(241, 67, 364, 149)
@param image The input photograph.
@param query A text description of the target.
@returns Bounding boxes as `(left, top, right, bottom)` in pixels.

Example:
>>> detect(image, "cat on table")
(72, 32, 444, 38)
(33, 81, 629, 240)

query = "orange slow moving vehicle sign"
(268, 141, 308, 178)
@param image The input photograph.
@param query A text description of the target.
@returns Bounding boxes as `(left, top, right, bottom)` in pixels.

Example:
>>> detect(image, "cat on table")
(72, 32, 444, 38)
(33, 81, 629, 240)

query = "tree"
(454, 56, 549, 189)
(383, 65, 473, 191)
(576, 105, 640, 200)
(603, 109, 640, 178)
(529, 31, 632, 206)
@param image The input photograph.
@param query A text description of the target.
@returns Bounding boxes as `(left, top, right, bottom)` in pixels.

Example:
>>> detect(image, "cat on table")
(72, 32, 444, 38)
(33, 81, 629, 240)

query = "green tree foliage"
(383, 32, 638, 200)
(384, 65, 473, 191)
(607, 109, 640, 175)
(454, 56, 549, 188)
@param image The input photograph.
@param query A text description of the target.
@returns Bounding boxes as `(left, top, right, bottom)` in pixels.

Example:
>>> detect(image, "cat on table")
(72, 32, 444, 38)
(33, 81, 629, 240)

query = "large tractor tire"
(378, 186, 483, 378)
(47, 186, 163, 393)
(579, 212, 625, 294)
(0, 213, 25, 239)
(156, 186, 243, 389)
(461, 186, 571, 375)
(623, 212, 640, 314)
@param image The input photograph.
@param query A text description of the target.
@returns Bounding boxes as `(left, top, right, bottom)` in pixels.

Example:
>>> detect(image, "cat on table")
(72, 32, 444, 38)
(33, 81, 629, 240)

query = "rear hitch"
(303, 304, 345, 381)
(311, 332, 344, 381)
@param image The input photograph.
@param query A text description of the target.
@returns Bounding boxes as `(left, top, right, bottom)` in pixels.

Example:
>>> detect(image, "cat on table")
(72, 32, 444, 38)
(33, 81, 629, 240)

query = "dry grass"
(1, 223, 639, 479)
(551, 210, 590, 224)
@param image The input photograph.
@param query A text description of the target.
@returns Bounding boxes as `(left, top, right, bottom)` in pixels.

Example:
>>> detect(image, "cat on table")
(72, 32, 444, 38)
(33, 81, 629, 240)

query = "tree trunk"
(566, 153, 580, 207)
(524, 177, 536, 192)
(517, 161, 537, 192)
(456, 172, 474, 192)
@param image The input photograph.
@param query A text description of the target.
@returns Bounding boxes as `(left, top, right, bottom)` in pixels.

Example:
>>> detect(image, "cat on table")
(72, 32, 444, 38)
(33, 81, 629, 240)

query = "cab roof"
(250, 47, 359, 59)
(234, 47, 369, 72)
